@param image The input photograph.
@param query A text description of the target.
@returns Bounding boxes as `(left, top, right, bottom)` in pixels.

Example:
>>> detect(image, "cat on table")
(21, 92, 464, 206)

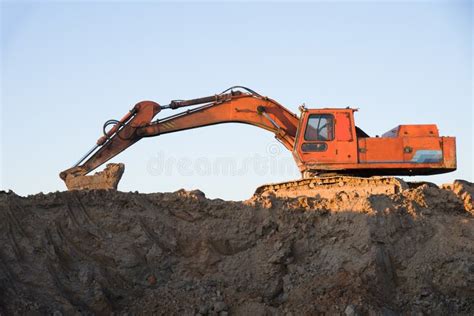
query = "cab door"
(296, 110, 357, 165)
(299, 113, 336, 163)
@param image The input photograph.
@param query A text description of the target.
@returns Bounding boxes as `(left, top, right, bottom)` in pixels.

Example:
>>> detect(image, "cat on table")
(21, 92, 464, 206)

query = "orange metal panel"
(335, 112, 353, 141)
(403, 137, 442, 162)
(334, 111, 357, 164)
(398, 125, 439, 137)
(334, 141, 358, 163)
(441, 137, 456, 169)
(383, 125, 439, 138)
(359, 138, 404, 163)
(358, 138, 367, 162)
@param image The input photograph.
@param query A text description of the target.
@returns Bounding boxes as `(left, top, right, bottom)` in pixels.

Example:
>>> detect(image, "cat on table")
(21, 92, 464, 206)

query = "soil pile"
(0, 180, 472, 315)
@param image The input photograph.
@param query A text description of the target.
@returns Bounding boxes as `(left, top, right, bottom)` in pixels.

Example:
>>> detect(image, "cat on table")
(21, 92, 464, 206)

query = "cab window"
(304, 114, 334, 141)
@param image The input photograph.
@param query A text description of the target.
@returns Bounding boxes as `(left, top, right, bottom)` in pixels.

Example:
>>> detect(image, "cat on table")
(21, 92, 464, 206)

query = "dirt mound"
(0, 181, 473, 315)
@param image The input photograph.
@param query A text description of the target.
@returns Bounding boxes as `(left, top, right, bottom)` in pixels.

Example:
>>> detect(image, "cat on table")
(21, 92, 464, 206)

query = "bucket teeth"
(63, 163, 125, 191)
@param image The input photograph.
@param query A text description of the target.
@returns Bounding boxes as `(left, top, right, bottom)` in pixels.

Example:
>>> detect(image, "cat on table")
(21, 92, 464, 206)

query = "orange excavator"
(60, 86, 456, 197)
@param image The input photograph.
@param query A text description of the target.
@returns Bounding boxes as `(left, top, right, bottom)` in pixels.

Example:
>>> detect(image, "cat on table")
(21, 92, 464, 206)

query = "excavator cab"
(296, 108, 358, 166)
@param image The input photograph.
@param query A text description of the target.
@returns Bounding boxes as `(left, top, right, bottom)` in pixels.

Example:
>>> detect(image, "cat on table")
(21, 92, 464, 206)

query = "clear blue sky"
(1, 1, 472, 200)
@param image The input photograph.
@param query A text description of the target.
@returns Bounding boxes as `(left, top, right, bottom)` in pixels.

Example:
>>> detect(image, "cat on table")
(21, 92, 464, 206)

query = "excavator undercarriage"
(60, 86, 456, 198)
(254, 176, 408, 200)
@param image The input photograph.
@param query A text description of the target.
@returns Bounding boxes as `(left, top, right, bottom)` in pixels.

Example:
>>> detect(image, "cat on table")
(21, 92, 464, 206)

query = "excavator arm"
(60, 87, 299, 190)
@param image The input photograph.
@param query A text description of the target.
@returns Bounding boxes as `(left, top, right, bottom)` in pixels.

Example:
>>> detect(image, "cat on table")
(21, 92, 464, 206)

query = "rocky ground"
(0, 180, 473, 315)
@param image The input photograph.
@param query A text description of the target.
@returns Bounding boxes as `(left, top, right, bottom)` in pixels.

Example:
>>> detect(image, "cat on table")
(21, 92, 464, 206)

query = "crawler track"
(254, 176, 409, 199)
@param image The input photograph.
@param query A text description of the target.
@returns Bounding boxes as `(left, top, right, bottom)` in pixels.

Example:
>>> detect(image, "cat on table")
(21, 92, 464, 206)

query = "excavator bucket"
(63, 163, 125, 191)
